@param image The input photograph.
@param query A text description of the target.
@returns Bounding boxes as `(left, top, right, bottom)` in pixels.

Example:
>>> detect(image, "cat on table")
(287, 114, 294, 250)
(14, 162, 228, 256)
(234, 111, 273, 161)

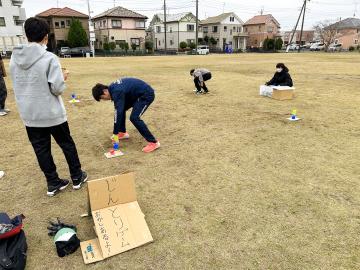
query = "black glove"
(47, 218, 77, 236)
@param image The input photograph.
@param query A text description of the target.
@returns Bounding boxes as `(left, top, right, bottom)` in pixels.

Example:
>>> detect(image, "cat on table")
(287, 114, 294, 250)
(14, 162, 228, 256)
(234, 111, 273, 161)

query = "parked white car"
(196, 45, 210, 55)
(287, 43, 300, 51)
(310, 43, 325, 51)
(328, 43, 342, 52)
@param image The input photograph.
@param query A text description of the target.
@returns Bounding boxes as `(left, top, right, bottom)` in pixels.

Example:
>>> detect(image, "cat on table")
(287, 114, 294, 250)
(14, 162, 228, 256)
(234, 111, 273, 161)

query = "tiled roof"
(93, 6, 147, 20)
(244, 14, 280, 27)
(37, 7, 88, 18)
(331, 17, 360, 29)
(200, 13, 233, 24)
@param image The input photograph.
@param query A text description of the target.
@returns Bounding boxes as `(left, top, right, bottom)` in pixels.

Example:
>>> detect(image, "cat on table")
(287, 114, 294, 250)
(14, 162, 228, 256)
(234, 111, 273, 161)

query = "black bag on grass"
(0, 230, 27, 270)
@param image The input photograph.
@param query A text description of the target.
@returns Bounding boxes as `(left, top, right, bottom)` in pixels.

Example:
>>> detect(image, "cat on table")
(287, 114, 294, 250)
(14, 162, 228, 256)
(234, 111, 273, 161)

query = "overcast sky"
(23, 0, 359, 30)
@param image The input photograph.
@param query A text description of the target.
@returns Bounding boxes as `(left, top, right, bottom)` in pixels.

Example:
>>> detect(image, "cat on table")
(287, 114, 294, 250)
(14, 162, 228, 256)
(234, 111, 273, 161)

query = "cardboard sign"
(80, 173, 153, 264)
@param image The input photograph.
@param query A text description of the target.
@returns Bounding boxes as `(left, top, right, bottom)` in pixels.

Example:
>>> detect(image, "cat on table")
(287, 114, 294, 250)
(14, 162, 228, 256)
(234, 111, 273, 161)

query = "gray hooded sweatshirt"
(10, 43, 67, 127)
(193, 68, 210, 83)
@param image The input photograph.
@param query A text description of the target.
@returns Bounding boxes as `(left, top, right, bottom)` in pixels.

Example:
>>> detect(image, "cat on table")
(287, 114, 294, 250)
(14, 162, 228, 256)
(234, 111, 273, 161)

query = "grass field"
(1, 53, 360, 270)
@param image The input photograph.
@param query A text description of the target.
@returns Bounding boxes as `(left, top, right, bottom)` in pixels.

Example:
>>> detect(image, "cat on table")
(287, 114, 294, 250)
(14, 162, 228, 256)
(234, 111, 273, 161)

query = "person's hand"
(111, 134, 119, 142)
(62, 68, 70, 81)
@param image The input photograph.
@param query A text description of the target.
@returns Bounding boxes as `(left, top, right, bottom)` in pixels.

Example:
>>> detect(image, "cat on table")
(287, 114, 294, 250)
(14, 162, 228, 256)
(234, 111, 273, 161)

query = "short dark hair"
(276, 63, 289, 72)
(24, 17, 50, 43)
(190, 69, 195, 75)
(92, 83, 109, 101)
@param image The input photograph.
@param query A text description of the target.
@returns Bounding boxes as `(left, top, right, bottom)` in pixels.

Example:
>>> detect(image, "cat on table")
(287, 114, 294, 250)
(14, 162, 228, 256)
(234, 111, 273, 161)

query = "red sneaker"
(142, 141, 160, 153)
(118, 132, 130, 140)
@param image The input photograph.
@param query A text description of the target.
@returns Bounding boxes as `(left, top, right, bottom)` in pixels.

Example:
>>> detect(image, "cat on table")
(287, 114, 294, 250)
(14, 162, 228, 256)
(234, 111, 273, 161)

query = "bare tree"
(314, 20, 338, 51)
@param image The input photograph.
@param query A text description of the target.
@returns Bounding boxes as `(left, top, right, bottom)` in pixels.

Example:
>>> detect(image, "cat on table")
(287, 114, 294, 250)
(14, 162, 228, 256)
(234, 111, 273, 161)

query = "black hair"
(24, 17, 50, 43)
(92, 83, 109, 101)
(190, 69, 195, 75)
(276, 63, 289, 72)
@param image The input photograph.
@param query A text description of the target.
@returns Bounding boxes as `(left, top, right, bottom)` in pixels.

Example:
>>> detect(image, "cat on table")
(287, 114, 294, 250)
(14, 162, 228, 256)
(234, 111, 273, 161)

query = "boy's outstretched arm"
(47, 57, 66, 96)
(113, 94, 125, 135)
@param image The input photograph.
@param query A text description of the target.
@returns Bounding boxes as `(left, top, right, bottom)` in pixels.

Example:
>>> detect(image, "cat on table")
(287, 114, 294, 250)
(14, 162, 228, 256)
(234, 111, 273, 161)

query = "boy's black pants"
(0, 76, 7, 109)
(194, 72, 212, 92)
(26, 122, 82, 188)
(119, 91, 156, 143)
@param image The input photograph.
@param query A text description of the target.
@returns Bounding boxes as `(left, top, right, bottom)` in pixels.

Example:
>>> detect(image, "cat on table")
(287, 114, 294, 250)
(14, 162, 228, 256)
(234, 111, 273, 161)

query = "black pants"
(0, 76, 7, 110)
(26, 122, 82, 188)
(120, 92, 156, 143)
(194, 73, 212, 92)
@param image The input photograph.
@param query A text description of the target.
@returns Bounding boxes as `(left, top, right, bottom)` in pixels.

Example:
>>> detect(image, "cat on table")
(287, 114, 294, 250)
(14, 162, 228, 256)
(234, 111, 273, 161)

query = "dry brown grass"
(1, 53, 360, 269)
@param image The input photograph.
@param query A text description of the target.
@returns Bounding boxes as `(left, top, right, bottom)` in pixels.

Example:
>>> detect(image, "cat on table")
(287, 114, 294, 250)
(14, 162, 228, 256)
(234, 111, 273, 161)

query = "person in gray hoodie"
(10, 17, 87, 197)
(190, 68, 212, 94)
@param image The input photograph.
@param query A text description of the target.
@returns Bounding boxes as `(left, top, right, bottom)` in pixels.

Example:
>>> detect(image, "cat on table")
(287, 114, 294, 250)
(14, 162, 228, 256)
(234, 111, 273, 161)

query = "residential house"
(149, 12, 200, 51)
(330, 17, 360, 49)
(0, 0, 27, 52)
(92, 6, 147, 50)
(283, 30, 315, 45)
(200, 12, 247, 51)
(244, 14, 281, 48)
(36, 7, 89, 52)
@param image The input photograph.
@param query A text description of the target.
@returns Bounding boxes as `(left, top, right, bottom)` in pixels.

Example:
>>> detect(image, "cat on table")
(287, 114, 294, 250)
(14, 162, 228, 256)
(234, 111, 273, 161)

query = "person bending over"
(190, 68, 212, 94)
(92, 78, 160, 153)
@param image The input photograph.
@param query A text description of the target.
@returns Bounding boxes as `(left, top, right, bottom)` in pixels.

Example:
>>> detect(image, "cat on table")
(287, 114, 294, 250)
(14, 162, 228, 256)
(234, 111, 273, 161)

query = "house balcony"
(12, 0, 23, 7)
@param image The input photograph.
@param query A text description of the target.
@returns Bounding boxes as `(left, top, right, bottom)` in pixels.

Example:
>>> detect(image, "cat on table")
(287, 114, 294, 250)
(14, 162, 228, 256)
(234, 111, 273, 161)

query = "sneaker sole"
(73, 175, 89, 190)
(47, 182, 70, 197)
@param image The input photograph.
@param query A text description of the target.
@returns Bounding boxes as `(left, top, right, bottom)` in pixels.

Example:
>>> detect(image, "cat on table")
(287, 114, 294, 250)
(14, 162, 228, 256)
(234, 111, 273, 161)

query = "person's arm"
(266, 73, 276, 86)
(113, 92, 125, 135)
(47, 56, 66, 96)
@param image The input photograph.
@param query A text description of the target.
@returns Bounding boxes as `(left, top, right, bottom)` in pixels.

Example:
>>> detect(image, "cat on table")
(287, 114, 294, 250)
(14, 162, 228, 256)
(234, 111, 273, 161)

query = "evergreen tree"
(68, 19, 88, 48)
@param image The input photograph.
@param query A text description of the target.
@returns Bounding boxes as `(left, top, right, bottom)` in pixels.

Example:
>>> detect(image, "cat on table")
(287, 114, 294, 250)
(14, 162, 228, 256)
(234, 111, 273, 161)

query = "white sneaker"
(0, 110, 7, 116)
(0, 171, 5, 179)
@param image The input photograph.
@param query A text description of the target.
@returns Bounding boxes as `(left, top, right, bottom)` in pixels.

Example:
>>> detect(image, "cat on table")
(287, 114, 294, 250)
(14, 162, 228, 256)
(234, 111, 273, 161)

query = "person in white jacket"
(10, 17, 87, 197)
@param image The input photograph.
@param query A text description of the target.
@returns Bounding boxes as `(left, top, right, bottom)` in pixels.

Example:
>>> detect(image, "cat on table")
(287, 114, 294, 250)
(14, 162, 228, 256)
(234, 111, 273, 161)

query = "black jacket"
(266, 71, 293, 87)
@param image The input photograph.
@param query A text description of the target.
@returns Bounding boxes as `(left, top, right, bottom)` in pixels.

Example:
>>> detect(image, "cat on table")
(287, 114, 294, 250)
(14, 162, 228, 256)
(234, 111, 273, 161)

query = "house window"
(230, 17, 235, 22)
(245, 27, 248, 32)
(135, 21, 145, 28)
(258, 25, 261, 31)
(13, 16, 22, 26)
(224, 26, 227, 32)
(0, 17, 6, 27)
(203, 26, 208, 33)
(158, 40, 161, 46)
(112, 20, 122, 28)
(187, 24, 195, 31)
(66, 20, 71, 27)
(115, 40, 125, 47)
(212, 26, 218, 33)
(0, 1, 2, 6)
(103, 20, 106, 27)
(156, 26, 161, 33)
(61, 21, 65, 28)
(111, 36, 114, 40)
(131, 38, 140, 46)
(170, 27, 172, 33)
(355, 39, 359, 44)
(55, 21, 60, 28)
(230, 29, 232, 35)
(267, 26, 273, 33)
(335, 39, 339, 44)
(170, 40, 174, 45)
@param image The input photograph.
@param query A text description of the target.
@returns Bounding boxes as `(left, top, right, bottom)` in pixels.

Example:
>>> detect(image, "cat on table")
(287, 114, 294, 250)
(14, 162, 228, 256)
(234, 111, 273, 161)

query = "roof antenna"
(354, 0, 358, 17)
(260, 6, 264, 15)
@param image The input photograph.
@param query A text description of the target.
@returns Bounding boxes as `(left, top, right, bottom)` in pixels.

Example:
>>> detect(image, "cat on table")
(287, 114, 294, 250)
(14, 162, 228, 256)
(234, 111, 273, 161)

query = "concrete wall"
(0, 0, 27, 51)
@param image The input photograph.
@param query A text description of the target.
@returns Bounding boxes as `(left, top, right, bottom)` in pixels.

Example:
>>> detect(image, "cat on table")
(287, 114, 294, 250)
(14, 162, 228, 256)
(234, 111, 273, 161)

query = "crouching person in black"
(190, 68, 212, 94)
(266, 63, 293, 87)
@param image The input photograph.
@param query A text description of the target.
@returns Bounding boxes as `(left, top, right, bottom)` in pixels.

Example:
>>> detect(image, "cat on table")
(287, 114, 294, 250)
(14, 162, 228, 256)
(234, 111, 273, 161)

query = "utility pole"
(286, 1, 306, 52)
(298, 0, 308, 53)
(164, 0, 167, 54)
(87, 0, 95, 57)
(195, 0, 199, 54)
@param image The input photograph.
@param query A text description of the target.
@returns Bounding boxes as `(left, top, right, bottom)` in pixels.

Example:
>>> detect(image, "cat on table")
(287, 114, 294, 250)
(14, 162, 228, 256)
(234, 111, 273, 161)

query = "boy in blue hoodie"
(10, 18, 87, 197)
(92, 78, 160, 153)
